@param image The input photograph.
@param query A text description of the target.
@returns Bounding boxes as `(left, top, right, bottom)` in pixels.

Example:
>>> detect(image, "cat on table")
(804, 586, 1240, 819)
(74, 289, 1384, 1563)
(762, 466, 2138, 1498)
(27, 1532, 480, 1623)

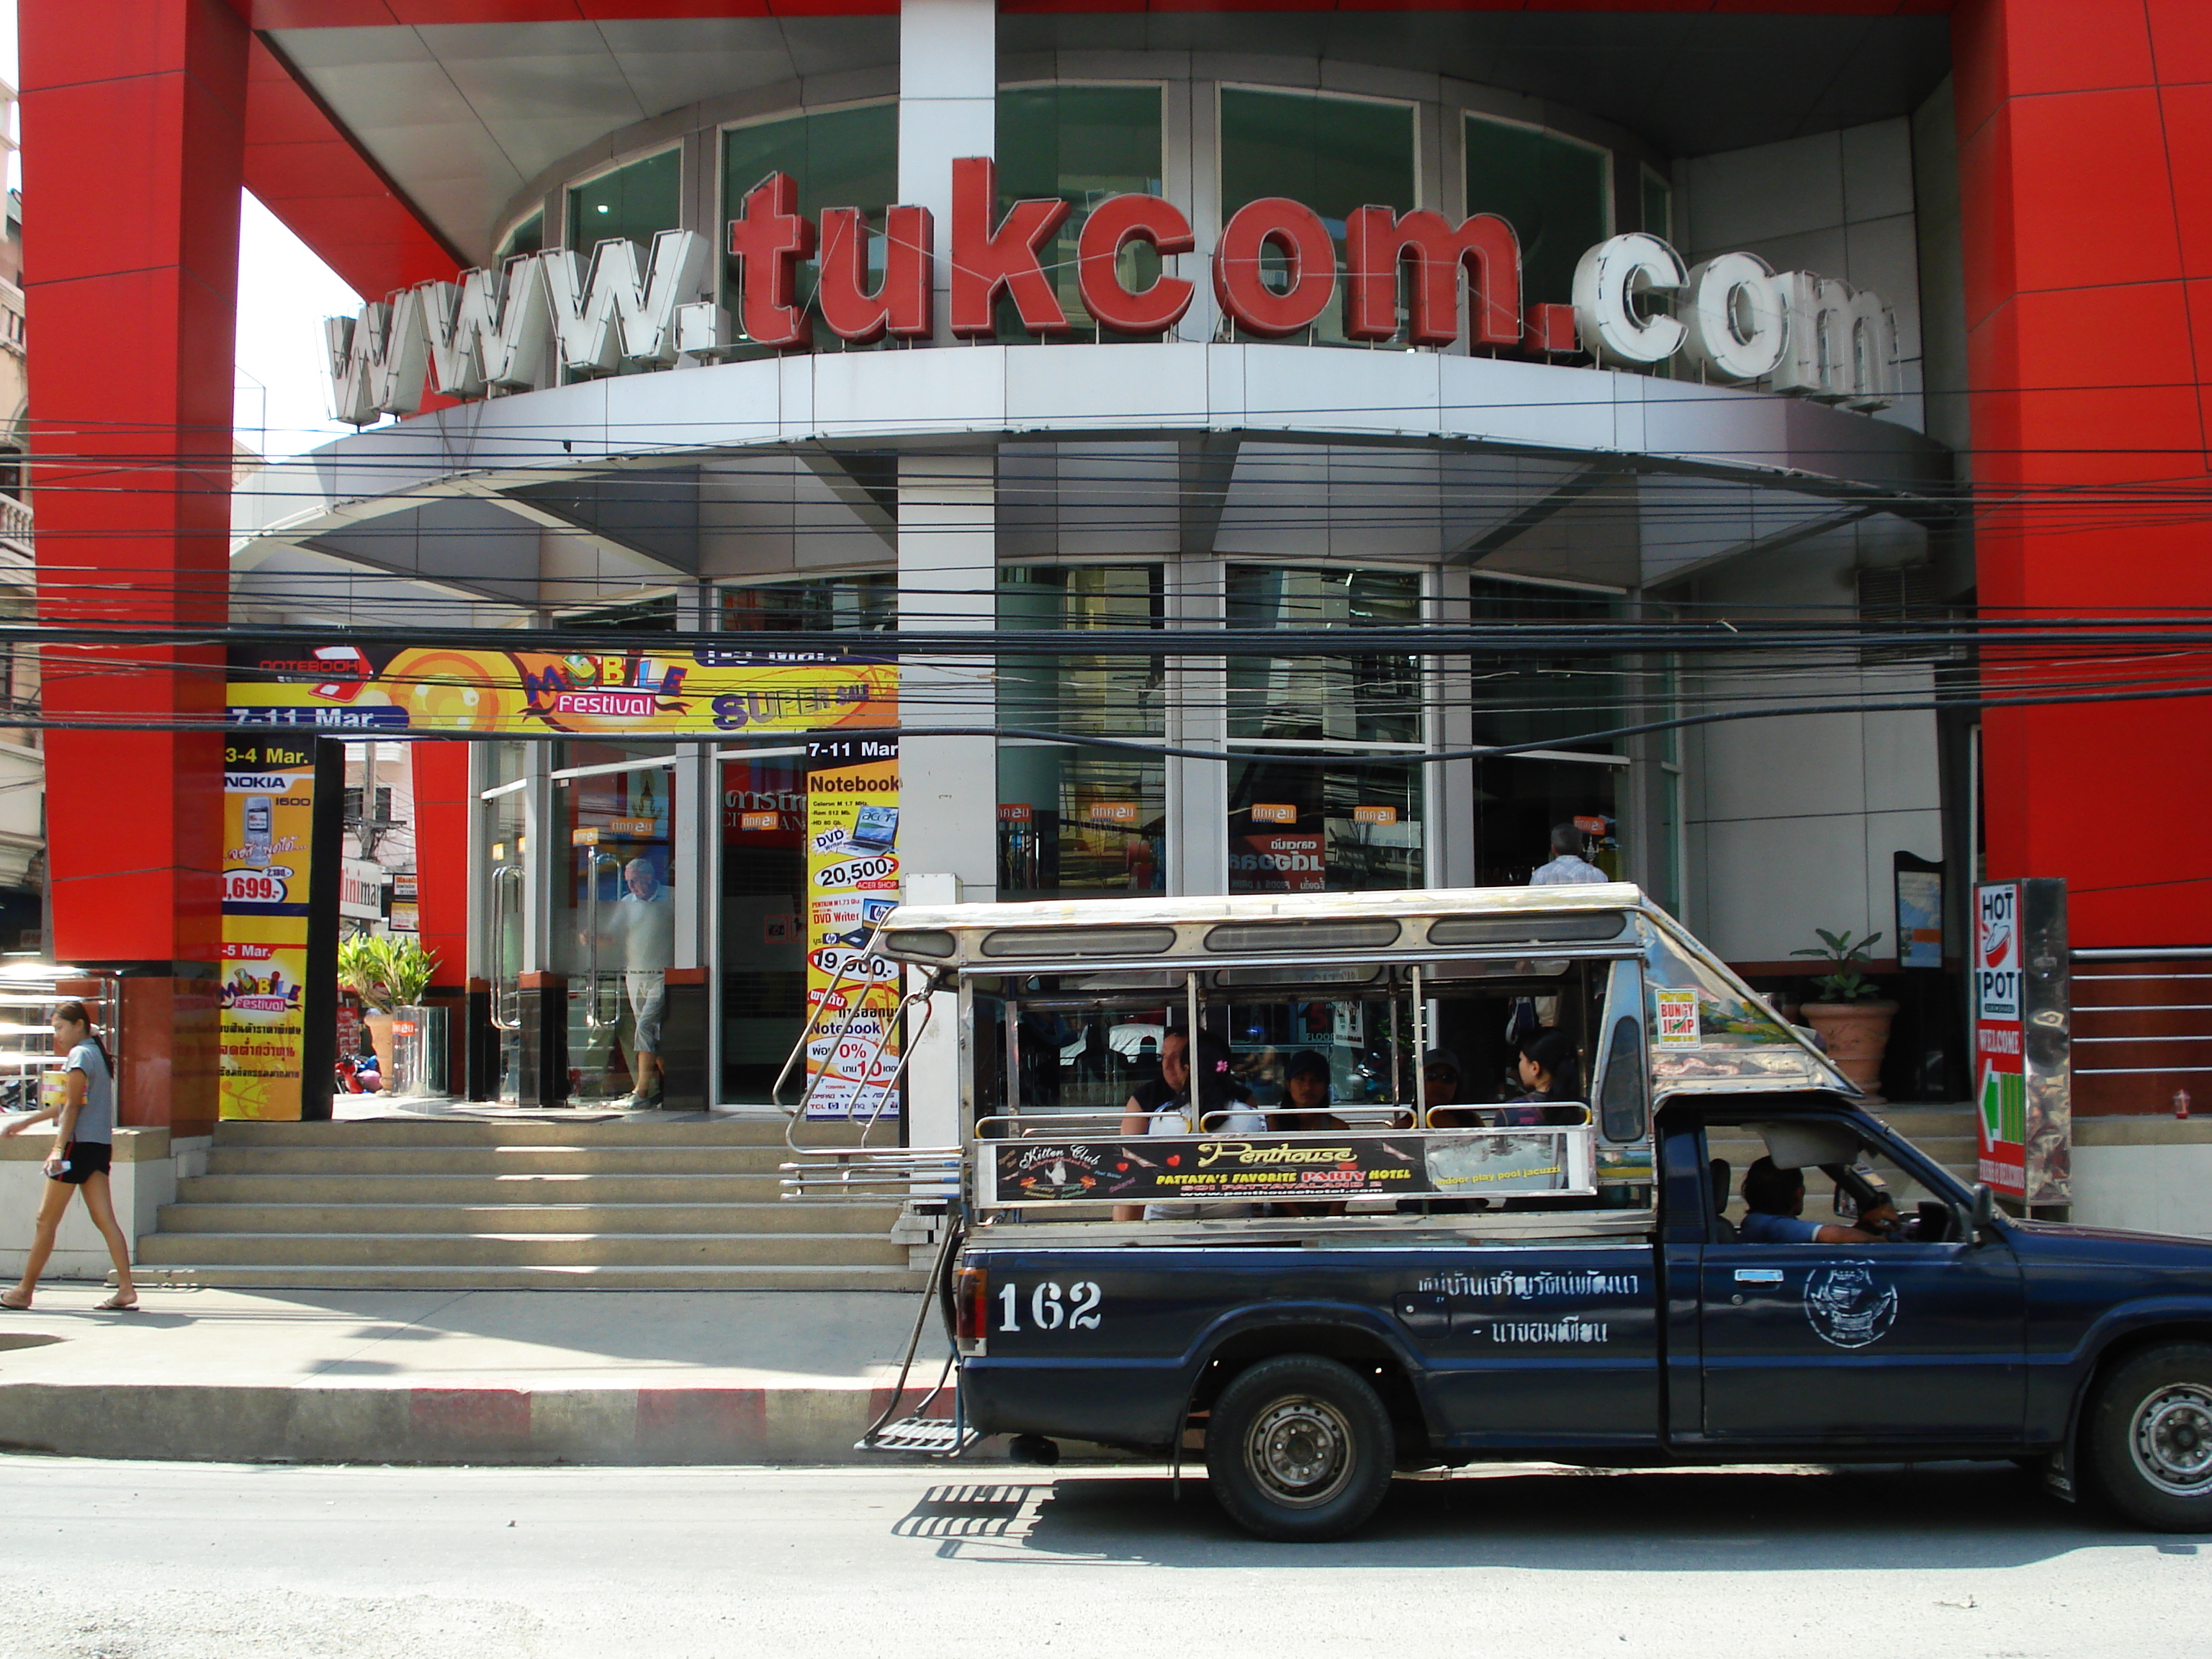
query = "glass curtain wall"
(994, 86, 1166, 342)
(1462, 115, 1610, 310)
(568, 150, 680, 257)
(1461, 575, 1629, 885)
(1219, 88, 1416, 348)
(480, 742, 529, 1103)
(1225, 566, 1424, 891)
(721, 105, 899, 357)
(997, 565, 1166, 899)
(496, 211, 544, 265)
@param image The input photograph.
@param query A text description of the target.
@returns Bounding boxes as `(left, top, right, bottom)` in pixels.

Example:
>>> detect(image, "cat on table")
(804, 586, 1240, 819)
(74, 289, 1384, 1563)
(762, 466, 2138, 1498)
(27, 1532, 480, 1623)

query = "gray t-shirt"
(66, 1040, 113, 1144)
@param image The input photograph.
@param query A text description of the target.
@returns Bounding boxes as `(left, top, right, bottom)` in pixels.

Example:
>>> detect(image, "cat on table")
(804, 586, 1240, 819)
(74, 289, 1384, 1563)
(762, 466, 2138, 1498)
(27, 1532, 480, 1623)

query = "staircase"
(1708, 1102, 1982, 1218)
(134, 1115, 927, 1291)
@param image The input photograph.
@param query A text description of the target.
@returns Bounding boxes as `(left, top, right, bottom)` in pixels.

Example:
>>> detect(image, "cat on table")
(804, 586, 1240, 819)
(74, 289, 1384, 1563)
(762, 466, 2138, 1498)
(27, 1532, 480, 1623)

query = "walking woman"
(0, 1000, 137, 1310)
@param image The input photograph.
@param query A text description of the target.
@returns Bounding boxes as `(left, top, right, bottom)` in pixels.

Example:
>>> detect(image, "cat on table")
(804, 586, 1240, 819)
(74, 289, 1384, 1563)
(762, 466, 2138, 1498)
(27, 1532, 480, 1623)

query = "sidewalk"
(0, 1285, 958, 1465)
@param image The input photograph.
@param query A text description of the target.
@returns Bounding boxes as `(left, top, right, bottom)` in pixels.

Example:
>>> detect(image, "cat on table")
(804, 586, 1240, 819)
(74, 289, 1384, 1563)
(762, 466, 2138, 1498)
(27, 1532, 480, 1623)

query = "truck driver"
(1739, 1155, 1901, 1244)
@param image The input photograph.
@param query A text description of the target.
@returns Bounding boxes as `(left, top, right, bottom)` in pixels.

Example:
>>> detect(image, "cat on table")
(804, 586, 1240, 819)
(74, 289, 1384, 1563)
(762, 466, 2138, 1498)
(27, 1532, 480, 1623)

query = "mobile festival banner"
(802, 735, 902, 1119)
(1972, 878, 2072, 1207)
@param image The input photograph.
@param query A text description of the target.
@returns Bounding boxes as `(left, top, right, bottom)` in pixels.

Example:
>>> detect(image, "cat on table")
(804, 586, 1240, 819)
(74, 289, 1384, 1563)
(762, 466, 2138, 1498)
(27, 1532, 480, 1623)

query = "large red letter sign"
(1343, 207, 1522, 347)
(817, 204, 934, 343)
(1213, 199, 1336, 337)
(950, 157, 1071, 338)
(727, 172, 815, 349)
(1076, 194, 1194, 336)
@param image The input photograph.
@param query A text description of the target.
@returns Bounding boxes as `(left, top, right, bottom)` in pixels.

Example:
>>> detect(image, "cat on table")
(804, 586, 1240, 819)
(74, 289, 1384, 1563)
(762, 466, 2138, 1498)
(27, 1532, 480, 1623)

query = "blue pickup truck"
(803, 886, 2212, 1541)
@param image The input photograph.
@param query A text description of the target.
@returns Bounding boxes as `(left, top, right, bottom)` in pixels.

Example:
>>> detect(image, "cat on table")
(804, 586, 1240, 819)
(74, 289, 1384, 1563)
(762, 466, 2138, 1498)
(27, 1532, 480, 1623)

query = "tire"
(2084, 1341, 2212, 1532)
(1203, 1354, 1395, 1542)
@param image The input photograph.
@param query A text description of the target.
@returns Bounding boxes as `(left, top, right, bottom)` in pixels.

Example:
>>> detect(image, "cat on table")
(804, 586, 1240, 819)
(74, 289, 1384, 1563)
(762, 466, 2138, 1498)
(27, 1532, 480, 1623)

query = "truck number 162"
(999, 1281, 1102, 1332)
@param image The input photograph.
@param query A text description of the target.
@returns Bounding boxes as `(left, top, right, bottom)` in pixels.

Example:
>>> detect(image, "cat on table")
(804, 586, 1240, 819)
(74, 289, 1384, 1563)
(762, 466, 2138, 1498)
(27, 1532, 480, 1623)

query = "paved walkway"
(0, 1285, 953, 1465)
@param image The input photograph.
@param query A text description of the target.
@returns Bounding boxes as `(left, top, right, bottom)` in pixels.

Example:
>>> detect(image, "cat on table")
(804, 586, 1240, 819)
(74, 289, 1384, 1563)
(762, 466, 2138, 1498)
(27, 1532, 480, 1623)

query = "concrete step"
(179, 1173, 796, 1205)
(130, 1264, 930, 1292)
(206, 1146, 796, 1176)
(213, 1117, 877, 1149)
(134, 1230, 910, 1269)
(154, 1201, 902, 1236)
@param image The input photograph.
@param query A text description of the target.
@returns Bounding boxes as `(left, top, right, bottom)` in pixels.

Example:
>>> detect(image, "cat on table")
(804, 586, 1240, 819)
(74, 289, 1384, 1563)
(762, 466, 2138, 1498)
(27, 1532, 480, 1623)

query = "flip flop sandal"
(0, 1297, 30, 1311)
(92, 1295, 138, 1312)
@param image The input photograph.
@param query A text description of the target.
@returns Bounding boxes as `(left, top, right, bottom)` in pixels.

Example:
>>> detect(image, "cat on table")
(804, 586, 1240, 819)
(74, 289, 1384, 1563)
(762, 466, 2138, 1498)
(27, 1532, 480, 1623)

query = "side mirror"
(1969, 1183, 1998, 1234)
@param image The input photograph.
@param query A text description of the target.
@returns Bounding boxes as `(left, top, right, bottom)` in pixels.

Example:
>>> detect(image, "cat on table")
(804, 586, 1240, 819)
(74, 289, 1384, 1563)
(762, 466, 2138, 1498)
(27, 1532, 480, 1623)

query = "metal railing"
(2071, 948, 2212, 1111)
(0, 963, 119, 1111)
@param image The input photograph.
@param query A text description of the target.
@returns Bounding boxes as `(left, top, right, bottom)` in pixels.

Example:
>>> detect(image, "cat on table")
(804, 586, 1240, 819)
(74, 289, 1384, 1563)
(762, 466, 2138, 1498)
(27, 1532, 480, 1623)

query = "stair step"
(212, 1116, 879, 1149)
(206, 1147, 799, 1176)
(135, 1230, 909, 1269)
(154, 1201, 902, 1236)
(134, 1264, 929, 1292)
(180, 1174, 799, 1205)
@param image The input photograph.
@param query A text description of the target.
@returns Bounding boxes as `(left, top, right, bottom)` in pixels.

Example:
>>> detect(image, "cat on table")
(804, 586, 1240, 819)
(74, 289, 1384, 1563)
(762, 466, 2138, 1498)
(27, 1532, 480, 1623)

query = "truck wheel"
(2085, 1342, 2212, 1531)
(1204, 1354, 1394, 1542)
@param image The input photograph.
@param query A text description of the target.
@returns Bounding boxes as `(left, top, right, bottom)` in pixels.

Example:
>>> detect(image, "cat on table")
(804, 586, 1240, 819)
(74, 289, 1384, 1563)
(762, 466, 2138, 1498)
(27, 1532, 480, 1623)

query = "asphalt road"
(0, 1457, 2203, 1659)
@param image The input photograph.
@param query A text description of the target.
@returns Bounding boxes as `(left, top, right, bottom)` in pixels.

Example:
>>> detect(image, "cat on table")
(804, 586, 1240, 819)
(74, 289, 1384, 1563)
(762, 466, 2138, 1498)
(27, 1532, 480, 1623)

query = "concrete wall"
(2073, 1119, 2212, 1239)
(0, 1128, 178, 1282)
(1680, 529, 1943, 963)
(1674, 115, 1926, 435)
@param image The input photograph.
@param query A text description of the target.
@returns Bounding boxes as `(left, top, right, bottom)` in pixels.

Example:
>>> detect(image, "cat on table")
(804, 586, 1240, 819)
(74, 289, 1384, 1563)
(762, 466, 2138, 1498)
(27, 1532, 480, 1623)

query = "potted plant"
(1790, 927, 1898, 1102)
(336, 935, 439, 1088)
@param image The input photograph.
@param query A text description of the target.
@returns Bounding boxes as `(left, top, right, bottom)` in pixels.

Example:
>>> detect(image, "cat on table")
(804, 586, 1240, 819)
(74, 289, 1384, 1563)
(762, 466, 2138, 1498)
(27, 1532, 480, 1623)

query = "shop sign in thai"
(981, 1127, 1595, 1208)
(220, 737, 318, 1120)
(227, 642, 896, 737)
(803, 734, 902, 1120)
(324, 158, 1898, 423)
(1974, 879, 2072, 1205)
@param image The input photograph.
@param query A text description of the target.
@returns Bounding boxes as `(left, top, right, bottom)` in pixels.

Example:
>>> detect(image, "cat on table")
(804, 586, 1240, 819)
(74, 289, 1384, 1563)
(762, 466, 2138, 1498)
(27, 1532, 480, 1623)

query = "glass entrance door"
(554, 745, 679, 1107)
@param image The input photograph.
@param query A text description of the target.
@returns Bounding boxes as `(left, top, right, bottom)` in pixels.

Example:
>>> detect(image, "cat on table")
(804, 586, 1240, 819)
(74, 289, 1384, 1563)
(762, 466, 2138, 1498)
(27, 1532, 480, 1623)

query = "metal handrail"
(488, 864, 524, 1032)
(582, 851, 619, 1030)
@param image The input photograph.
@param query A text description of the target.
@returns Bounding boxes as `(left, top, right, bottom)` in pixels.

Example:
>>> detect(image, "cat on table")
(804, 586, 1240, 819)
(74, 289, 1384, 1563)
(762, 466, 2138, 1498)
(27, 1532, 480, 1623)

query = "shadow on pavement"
(899, 1463, 2185, 1570)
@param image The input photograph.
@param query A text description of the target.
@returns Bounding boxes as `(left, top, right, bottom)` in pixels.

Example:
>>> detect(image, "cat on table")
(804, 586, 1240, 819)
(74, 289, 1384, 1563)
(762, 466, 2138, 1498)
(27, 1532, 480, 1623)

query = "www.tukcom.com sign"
(325, 156, 1898, 426)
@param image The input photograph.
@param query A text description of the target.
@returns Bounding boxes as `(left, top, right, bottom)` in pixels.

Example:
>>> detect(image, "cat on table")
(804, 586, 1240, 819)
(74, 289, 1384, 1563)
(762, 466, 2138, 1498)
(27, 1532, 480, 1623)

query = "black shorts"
(53, 1141, 111, 1185)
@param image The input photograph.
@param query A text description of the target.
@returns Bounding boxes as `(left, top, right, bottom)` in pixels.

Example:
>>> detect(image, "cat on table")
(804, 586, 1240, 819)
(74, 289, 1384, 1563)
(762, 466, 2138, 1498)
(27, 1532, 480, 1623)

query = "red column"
(410, 742, 471, 990)
(22, 0, 246, 1131)
(1955, 0, 2212, 948)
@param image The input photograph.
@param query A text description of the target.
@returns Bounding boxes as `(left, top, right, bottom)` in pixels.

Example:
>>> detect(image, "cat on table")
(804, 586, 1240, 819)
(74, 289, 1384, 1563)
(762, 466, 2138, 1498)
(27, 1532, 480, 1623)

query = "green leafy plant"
(337, 934, 439, 1014)
(1791, 927, 1885, 1004)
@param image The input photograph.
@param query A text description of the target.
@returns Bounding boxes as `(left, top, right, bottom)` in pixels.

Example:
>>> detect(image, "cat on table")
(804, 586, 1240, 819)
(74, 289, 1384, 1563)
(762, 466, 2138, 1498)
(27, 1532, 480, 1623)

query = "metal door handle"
(1733, 1268, 1784, 1286)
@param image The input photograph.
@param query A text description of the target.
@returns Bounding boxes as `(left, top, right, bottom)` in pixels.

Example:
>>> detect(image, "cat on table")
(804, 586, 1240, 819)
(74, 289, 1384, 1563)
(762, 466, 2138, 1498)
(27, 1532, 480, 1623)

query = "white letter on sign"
(1679, 251, 1787, 384)
(1572, 233, 1686, 367)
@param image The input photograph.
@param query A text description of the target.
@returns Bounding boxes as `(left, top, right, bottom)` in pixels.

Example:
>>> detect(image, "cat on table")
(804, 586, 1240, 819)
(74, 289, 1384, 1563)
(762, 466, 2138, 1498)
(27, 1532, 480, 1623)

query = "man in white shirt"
(1528, 822, 1610, 886)
(614, 857, 675, 1107)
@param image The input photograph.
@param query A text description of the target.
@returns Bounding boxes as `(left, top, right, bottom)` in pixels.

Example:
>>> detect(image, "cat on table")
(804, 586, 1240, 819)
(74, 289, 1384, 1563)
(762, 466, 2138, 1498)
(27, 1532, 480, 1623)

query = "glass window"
(1225, 566, 1422, 745)
(1220, 87, 1415, 347)
(1639, 166, 1672, 243)
(568, 149, 680, 258)
(995, 85, 1166, 342)
(496, 211, 543, 266)
(1463, 114, 1609, 309)
(721, 104, 899, 355)
(721, 574, 896, 634)
(1228, 758, 1424, 894)
(997, 565, 1166, 901)
(558, 593, 678, 634)
(1472, 757, 1622, 888)
(1462, 575, 1622, 752)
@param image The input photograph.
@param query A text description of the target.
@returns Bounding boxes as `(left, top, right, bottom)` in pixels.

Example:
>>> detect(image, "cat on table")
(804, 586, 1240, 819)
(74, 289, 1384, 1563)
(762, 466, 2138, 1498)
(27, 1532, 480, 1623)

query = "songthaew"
(778, 885, 2212, 1545)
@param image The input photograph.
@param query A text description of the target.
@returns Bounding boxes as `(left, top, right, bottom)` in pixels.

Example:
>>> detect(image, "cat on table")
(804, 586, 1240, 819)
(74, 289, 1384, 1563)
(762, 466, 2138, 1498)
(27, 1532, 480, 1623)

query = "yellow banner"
(228, 643, 897, 737)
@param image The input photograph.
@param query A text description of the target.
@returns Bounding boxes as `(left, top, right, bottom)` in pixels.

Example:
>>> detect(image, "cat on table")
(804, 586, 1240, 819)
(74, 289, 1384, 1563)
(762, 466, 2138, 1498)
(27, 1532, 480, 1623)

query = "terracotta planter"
(1800, 999, 1897, 1103)
(361, 1010, 397, 1089)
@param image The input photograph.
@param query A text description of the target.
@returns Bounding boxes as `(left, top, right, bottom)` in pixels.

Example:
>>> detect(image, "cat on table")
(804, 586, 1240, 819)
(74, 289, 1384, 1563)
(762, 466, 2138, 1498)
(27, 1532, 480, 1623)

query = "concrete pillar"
(899, 0, 996, 346)
(896, 452, 998, 904)
(1429, 567, 1477, 890)
(23, 0, 250, 1133)
(1165, 553, 1228, 896)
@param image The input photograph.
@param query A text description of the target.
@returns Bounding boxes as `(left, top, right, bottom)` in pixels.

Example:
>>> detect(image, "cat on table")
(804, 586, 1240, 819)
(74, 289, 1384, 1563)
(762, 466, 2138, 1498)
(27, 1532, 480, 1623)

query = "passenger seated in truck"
(1114, 1031, 1265, 1221)
(1500, 1029, 1582, 1126)
(1738, 1156, 1900, 1244)
(1269, 1049, 1346, 1133)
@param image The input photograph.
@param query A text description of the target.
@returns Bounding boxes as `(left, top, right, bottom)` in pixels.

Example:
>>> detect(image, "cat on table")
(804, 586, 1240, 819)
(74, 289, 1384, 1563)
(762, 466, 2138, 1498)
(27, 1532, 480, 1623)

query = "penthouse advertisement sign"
(982, 1129, 1593, 1208)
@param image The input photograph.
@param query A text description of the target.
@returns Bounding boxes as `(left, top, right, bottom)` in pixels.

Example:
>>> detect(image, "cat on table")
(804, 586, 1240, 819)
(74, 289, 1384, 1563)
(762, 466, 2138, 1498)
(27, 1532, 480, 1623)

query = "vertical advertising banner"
(803, 735, 902, 1119)
(220, 738, 318, 1119)
(1973, 882, 2026, 1197)
(1974, 878, 2072, 1207)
